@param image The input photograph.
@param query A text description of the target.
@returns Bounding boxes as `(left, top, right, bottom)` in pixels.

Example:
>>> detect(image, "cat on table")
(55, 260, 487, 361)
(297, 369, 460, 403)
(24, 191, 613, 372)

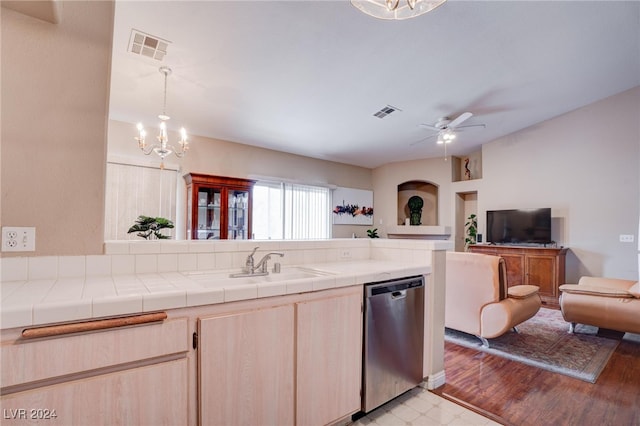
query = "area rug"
(444, 308, 620, 383)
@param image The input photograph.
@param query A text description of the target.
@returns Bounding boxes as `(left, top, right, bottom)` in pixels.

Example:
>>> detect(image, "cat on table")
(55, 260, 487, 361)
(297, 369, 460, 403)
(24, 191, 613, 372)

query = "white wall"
(373, 87, 640, 282)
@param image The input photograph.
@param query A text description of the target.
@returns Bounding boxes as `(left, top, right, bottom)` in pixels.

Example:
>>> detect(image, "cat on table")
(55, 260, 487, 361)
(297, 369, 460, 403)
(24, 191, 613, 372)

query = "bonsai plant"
(128, 215, 174, 240)
(464, 213, 477, 250)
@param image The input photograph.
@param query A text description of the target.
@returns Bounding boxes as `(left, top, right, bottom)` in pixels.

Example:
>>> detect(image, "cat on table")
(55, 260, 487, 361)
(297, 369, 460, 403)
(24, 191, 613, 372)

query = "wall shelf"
(387, 225, 451, 240)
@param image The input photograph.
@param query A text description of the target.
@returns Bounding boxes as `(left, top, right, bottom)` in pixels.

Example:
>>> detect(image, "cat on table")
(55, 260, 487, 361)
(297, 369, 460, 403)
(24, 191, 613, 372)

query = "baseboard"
(422, 369, 446, 390)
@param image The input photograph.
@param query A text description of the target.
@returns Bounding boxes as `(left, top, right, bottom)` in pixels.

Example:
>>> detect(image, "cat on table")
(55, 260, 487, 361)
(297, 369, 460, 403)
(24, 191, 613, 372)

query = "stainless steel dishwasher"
(362, 275, 425, 413)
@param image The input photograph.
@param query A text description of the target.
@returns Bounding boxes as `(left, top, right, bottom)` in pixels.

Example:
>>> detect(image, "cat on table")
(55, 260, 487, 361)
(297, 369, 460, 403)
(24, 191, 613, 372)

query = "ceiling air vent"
(373, 105, 401, 119)
(128, 29, 170, 62)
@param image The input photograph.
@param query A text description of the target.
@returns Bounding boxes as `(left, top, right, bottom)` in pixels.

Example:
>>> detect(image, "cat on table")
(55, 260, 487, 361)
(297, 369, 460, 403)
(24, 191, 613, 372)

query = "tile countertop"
(0, 260, 430, 330)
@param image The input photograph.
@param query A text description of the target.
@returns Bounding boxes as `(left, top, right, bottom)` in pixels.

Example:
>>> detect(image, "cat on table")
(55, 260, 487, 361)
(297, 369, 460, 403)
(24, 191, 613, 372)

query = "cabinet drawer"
(1, 318, 188, 389)
(1, 358, 188, 426)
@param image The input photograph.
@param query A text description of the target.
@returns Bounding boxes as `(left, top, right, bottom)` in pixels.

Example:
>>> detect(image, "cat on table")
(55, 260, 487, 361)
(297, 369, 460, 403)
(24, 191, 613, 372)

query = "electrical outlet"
(619, 234, 634, 243)
(2, 227, 36, 252)
(340, 249, 352, 259)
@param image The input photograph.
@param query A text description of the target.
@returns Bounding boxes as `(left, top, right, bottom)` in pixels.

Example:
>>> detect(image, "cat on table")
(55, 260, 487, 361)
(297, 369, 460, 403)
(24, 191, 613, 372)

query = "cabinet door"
(501, 253, 525, 286)
(227, 189, 250, 240)
(1, 359, 188, 426)
(296, 292, 363, 426)
(196, 187, 222, 240)
(198, 305, 295, 426)
(526, 255, 557, 299)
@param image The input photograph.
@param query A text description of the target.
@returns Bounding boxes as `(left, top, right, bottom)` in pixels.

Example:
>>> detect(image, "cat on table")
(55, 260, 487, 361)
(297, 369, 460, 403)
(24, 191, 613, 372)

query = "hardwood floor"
(432, 337, 640, 426)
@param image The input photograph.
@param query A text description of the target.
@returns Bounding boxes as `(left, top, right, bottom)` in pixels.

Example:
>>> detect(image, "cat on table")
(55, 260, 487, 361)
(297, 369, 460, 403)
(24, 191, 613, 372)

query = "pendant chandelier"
(135, 66, 188, 169)
(351, 0, 447, 20)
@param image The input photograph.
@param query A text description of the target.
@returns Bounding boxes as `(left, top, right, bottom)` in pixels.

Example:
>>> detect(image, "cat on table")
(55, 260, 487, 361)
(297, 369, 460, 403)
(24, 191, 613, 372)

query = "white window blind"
(252, 181, 283, 240)
(253, 181, 331, 240)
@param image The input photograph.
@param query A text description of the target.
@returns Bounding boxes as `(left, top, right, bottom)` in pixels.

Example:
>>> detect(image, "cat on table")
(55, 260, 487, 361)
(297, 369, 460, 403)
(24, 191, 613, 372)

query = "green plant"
(367, 228, 379, 238)
(464, 213, 477, 250)
(127, 215, 174, 240)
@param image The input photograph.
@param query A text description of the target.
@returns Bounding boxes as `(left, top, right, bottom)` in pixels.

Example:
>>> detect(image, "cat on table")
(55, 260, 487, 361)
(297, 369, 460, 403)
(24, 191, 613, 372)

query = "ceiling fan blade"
(454, 123, 486, 130)
(410, 134, 437, 146)
(448, 112, 473, 128)
(418, 124, 441, 132)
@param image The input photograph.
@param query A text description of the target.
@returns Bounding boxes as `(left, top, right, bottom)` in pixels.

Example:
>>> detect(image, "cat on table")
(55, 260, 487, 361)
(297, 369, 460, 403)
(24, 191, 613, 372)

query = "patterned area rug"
(444, 307, 621, 383)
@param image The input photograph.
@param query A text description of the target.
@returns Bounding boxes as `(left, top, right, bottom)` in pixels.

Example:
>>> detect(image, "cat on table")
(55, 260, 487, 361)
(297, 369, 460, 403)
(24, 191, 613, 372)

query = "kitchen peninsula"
(1, 238, 451, 426)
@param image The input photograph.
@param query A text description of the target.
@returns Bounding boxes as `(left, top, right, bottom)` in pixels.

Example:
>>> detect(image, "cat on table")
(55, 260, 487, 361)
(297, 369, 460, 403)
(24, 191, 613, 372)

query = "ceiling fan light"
(351, 0, 447, 20)
(385, 0, 400, 11)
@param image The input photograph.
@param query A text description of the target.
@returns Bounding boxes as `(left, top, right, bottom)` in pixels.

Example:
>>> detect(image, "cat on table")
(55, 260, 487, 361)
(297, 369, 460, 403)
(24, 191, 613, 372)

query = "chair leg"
(568, 322, 576, 334)
(512, 326, 519, 333)
(476, 336, 489, 348)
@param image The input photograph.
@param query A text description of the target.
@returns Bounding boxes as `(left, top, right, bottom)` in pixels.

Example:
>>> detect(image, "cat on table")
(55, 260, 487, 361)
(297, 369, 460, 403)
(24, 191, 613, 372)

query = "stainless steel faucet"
(244, 246, 259, 273)
(254, 252, 284, 274)
(230, 247, 284, 278)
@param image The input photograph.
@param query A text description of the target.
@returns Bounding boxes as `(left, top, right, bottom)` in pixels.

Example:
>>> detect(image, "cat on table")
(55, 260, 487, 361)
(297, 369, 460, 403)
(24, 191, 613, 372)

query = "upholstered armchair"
(445, 251, 542, 347)
(559, 277, 640, 334)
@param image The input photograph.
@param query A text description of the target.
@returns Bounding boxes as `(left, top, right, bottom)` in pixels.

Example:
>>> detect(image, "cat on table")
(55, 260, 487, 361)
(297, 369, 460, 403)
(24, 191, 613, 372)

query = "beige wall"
(107, 119, 373, 239)
(373, 157, 453, 235)
(373, 87, 640, 282)
(481, 87, 639, 281)
(1, 1, 114, 256)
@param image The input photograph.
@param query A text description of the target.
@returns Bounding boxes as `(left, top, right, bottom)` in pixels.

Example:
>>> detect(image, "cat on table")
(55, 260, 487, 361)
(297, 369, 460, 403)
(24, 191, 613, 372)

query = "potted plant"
(128, 215, 174, 240)
(367, 228, 380, 238)
(464, 214, 477, 250)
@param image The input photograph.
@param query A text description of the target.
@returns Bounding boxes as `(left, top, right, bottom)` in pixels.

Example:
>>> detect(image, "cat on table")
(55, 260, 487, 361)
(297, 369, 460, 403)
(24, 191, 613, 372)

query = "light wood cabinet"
(198, 305, 295, 426)
(2, 287, 364, 426)
(296, 292, 363, 426)
(196, 287, 363, 426)
(184, 173, 255, 240)
(469, 245, 568, 307)
(1, 318, 190, 425)
(1, 359, 187, 426)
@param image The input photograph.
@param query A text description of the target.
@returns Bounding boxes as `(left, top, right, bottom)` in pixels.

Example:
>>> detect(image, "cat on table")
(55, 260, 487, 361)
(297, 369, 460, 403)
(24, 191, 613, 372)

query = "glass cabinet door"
(197, 188, 221, 240)
(228, 190, 249, 240)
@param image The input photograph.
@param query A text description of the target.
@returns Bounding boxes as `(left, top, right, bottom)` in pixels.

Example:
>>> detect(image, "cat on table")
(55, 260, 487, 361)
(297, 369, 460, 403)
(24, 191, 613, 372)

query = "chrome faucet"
(230, 247, 284, 278)
(254, 252, 284, 274)
(244, 246, 259, 274)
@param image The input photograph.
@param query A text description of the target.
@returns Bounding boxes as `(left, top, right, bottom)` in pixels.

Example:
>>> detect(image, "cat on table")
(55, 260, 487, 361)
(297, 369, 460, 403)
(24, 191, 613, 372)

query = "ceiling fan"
(414, 112, 486, 145)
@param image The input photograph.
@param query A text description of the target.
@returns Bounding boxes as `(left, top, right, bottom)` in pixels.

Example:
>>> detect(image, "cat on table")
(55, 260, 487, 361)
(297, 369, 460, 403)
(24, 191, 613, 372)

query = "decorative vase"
(407, 196, 423, 226)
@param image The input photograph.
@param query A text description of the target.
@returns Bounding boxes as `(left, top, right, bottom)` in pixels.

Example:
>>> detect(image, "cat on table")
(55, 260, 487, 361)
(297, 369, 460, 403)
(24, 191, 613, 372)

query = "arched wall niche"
(397, 181, 438, 226)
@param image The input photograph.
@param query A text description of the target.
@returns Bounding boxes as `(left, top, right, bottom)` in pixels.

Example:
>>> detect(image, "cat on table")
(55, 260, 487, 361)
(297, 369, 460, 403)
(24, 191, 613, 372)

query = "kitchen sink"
(183, 266, 334, 287)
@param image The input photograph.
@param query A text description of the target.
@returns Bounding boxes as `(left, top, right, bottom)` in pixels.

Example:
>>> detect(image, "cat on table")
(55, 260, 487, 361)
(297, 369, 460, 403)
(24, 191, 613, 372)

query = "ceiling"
(108, 1, 640, 169)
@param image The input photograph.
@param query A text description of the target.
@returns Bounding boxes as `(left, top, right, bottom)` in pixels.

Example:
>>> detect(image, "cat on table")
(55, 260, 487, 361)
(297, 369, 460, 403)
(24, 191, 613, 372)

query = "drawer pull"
(21, 312, 168, 339)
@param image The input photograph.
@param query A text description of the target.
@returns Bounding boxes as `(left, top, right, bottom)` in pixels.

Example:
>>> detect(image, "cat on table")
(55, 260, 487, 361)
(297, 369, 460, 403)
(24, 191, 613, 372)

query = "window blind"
(253, 181, 331, 240)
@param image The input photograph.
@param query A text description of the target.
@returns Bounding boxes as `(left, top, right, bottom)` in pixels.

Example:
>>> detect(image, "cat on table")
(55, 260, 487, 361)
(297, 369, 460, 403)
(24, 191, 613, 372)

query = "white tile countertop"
(1, 260, 430, 330)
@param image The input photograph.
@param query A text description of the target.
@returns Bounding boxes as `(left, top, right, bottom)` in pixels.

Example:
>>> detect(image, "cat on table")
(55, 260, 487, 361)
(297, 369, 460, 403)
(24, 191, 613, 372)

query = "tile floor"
(350, 386, 501, 426)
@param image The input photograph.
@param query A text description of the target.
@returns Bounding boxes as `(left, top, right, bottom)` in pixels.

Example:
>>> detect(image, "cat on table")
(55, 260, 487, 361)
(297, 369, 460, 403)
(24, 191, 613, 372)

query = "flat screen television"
(486, 208, 552, 245)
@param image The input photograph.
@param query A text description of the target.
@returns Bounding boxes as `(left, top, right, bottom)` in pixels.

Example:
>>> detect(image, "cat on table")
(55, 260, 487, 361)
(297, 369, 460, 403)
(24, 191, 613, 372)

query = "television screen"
(486, 208, 552, 245)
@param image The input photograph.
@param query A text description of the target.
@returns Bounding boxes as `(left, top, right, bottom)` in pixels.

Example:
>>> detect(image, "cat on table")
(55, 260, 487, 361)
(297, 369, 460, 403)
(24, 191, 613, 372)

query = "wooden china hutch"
(184, 173, 255, 240)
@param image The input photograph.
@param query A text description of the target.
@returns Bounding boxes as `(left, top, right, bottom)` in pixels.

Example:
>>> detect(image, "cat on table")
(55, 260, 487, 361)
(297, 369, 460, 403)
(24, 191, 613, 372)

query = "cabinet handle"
(21, 312, 167, 339)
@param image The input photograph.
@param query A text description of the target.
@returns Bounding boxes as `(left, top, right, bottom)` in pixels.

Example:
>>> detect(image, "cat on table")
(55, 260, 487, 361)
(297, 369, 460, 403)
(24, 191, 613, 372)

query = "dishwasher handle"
(366, 275, 424, 297)
(391, 290, 406, 300)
